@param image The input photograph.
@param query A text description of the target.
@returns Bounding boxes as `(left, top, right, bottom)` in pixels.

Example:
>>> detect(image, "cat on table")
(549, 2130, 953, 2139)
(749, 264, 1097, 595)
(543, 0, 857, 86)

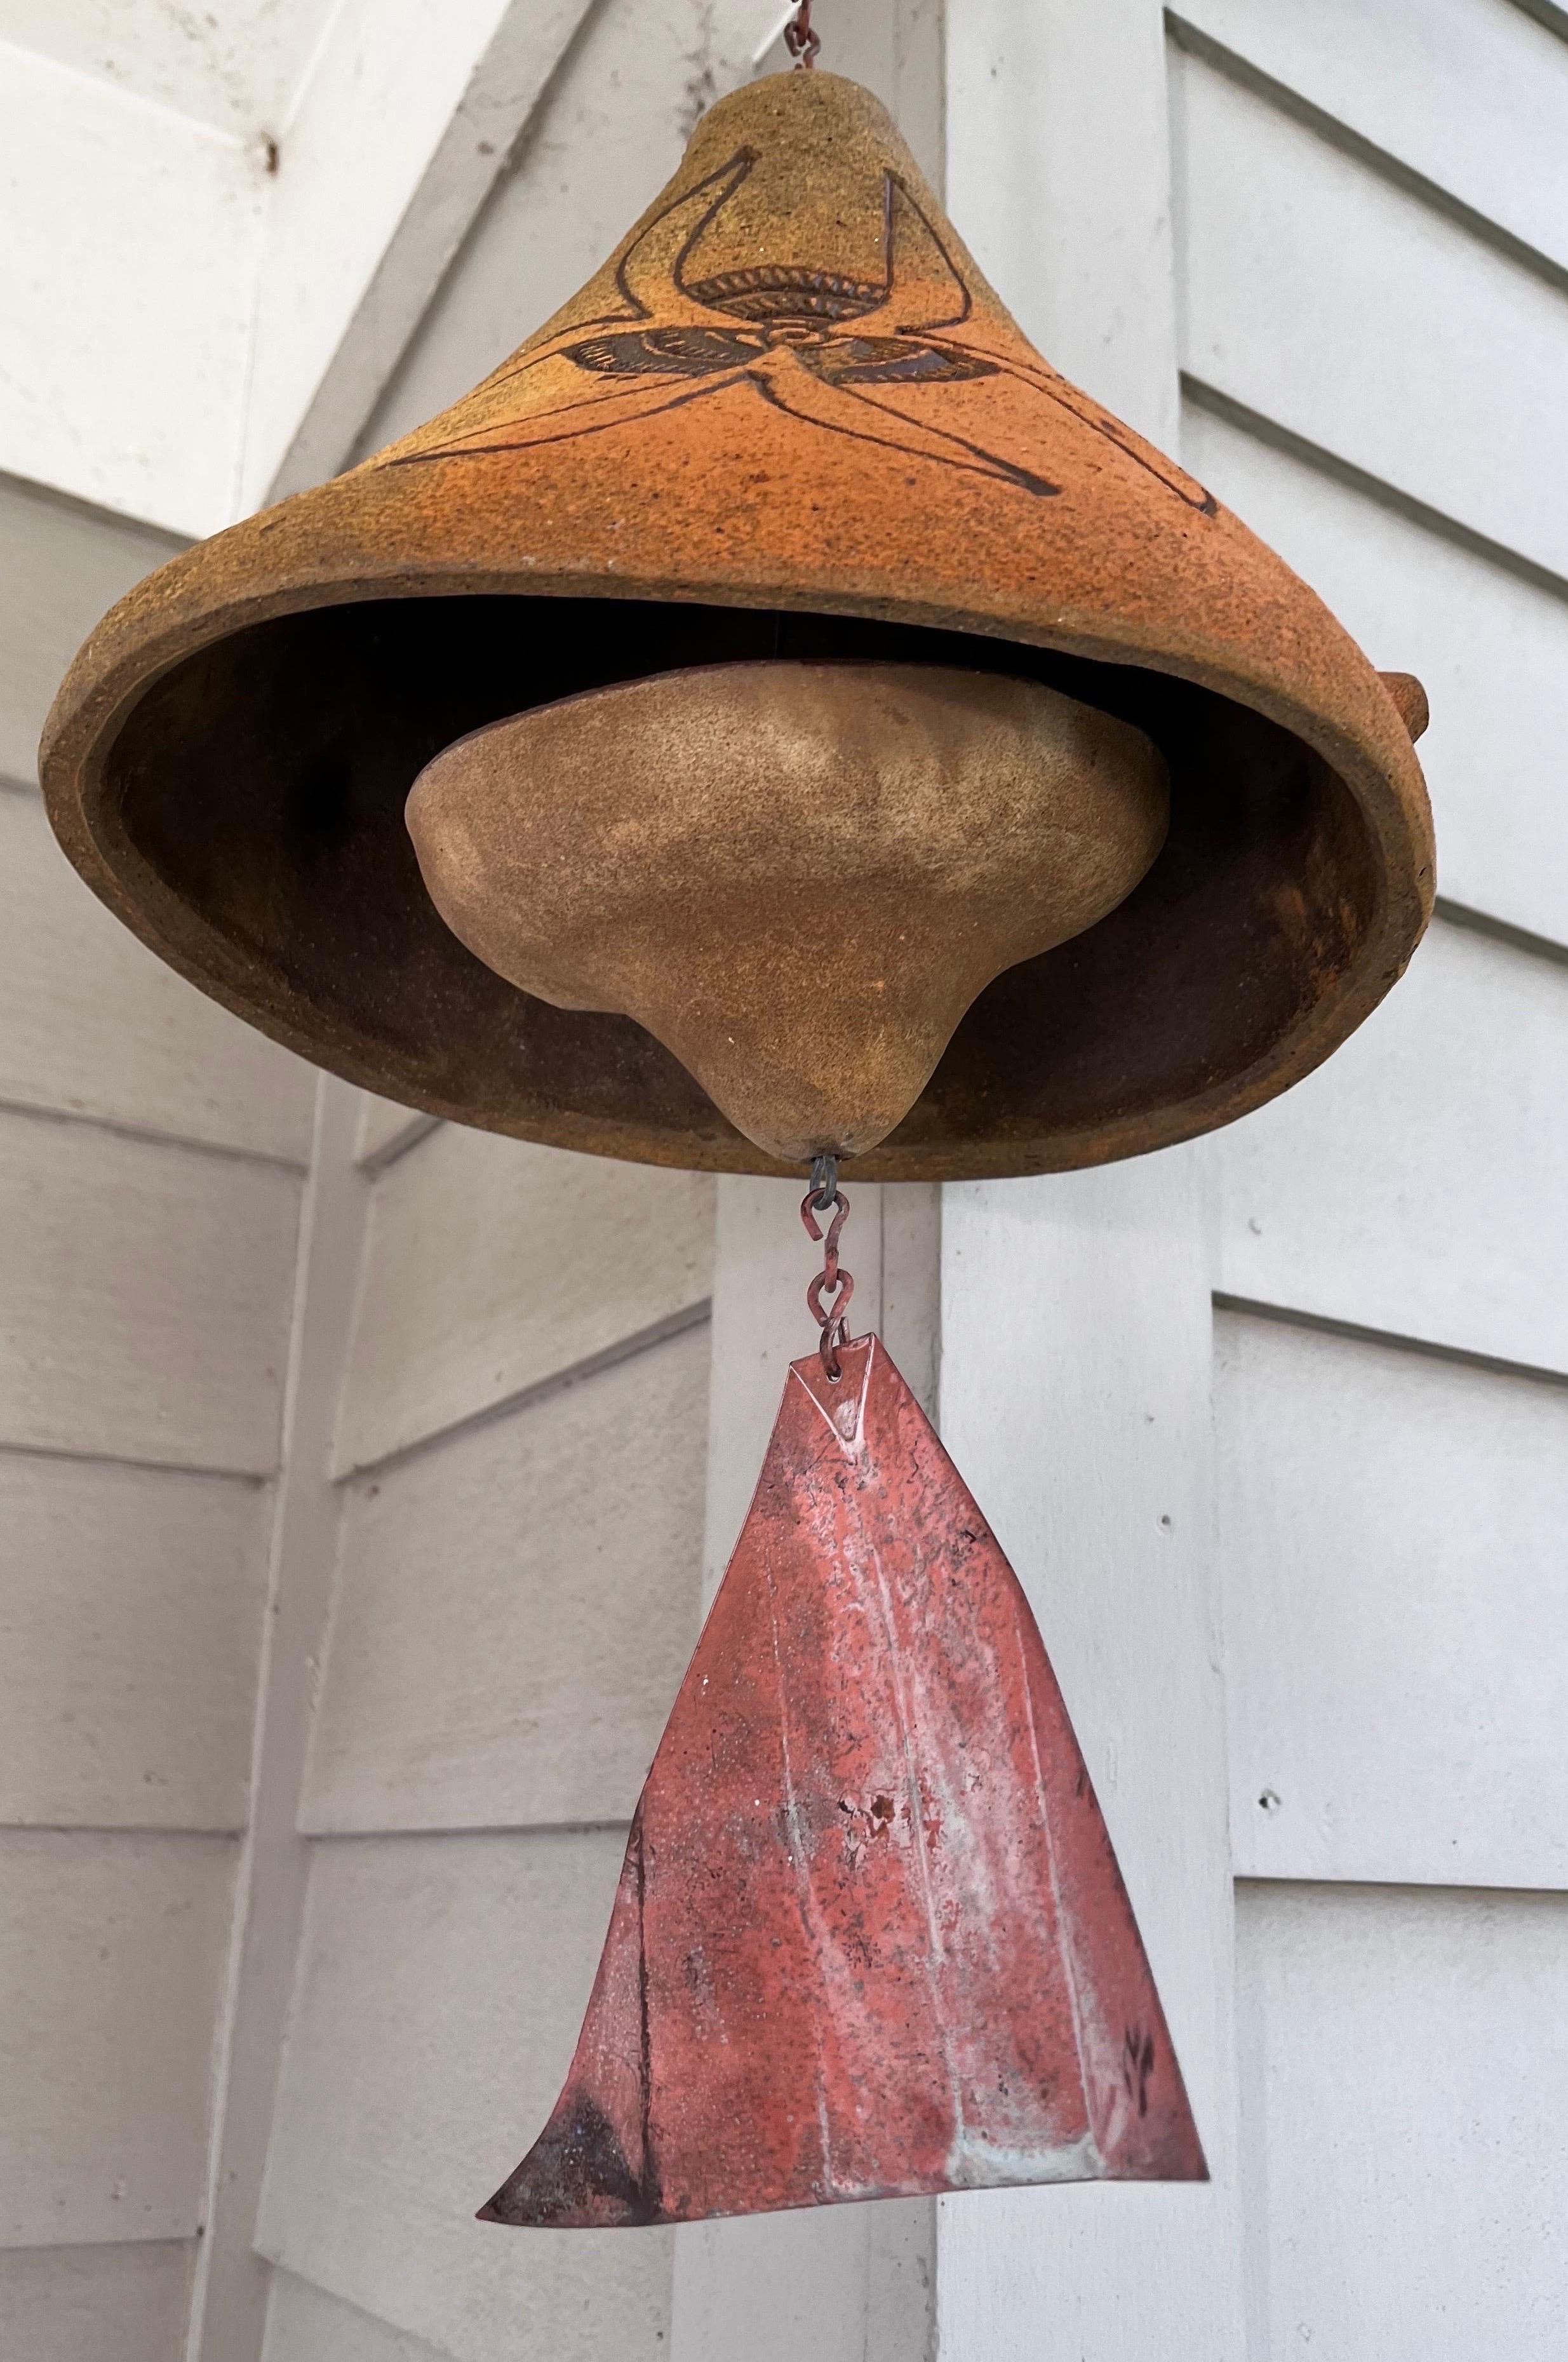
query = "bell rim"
(39, 561, 1433, 1184)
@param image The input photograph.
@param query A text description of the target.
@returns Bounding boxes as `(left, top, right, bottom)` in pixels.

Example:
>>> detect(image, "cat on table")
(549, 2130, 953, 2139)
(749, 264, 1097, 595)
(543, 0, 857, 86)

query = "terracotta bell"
(40, 69, 1433, 1179)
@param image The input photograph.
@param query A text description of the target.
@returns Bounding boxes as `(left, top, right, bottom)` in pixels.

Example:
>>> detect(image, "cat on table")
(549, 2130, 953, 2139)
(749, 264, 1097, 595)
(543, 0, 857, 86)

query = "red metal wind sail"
(481, 1332, 1205, 2227)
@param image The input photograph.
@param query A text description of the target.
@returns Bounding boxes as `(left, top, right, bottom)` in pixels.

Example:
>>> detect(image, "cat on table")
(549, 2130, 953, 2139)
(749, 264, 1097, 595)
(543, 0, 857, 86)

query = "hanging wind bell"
(41, 7, 1433, 2234)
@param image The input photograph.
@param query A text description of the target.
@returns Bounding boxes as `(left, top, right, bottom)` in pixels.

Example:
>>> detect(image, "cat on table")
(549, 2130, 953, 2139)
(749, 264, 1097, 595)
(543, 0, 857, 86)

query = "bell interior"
(93, 593, 1378, 1178)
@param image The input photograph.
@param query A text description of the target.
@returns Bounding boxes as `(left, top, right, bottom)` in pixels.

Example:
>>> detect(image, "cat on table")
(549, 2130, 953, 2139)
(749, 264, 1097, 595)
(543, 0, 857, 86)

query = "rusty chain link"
(784, 0, 821, 69)
(801, 1152, 853, 1381)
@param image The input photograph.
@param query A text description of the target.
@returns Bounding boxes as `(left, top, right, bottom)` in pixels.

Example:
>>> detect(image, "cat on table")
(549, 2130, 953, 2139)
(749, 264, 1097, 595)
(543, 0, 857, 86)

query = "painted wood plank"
(1236, 1882, 1568, 2361)
(0, 43, 262, 534)
(0, 1114, 302, 1473)
(5, 1, 335, 135)
(1181, 403, 1568, 952)
(0, 1454, 271, 1831)
(1217, 1313, 1568, 1891)
(335, 1125, 713, 1475)
(255, 0, 599, 502)
(265, 2270, 452, 2362)
(0, 1830, 236, 2246)
(1214, 918, 1568, 1376)
(255, 1832, 671, 2362)
(0, 2239, 195, 2362)
(1174, 0, 1568, 276)
(0, 473, 179, 791)
(935, 1155, 1243, 2362)
(304, 1324, 707, 1834)
(1173, 44, 1568, 582)
(937, 8, 1242, 2359)
(0, 783, 317, 1159)
(354, 1092, 438, 1168)
(187, 1083, 375, 2362)
(949, 0, 1179, 445)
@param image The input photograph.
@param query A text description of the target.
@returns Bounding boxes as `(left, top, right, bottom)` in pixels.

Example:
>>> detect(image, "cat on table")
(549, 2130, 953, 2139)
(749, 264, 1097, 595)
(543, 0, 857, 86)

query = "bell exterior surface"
(481, 1335, 1206, 2229)
(41, 68, 1433, 1183)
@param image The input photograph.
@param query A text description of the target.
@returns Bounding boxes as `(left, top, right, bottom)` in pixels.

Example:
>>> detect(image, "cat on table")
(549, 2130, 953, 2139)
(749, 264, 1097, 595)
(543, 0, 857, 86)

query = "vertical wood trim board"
(938, 6, 1243, 2356)
(189, 1080, 372, 2362)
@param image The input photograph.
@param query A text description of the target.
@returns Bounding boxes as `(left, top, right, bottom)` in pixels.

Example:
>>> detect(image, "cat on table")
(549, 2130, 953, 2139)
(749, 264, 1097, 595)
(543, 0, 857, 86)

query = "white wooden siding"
(1173, 39, 1568, 580)
(265, 2269, 450, 2362)
(2, 4, 1553, 2359)
(1181, 403, 1568, 953)
(0, 1454, 271, 1830)
(255, 1831, 670, 2362)
(1217, 1312, 1568, 1892)
(0, 39, 263, 533)
(335, 1122, 713, 1474)
(0, 1830, 236, 2245)
(303, 1322, 706, 1834)
(0, 2239, 196, 2362)
(0, 782, 316, 1158)
(934, 8, 1242, 2358)
(354, 1092, 438, 1168)
(1175, 7, 1568, 2358)
(1213, 917, 1568, 1377)
(0, 1113, 302, 1472)
(0, 478, 320, 2358)
(1236, 1882, 1568, 2361)
(936, 1155, 1242, 2362)
(1174, 0, 1568, 274)
(0, 452, 182, 793)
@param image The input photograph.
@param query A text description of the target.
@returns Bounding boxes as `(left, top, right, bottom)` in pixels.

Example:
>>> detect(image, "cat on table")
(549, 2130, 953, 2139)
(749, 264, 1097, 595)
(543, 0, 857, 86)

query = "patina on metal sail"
(483, 1333, 1205, 2227)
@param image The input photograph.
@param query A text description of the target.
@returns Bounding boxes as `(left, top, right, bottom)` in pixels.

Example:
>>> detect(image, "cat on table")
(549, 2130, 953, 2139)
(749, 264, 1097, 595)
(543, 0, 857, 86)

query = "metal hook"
(801, 1155, 852, 1381)
(784, 0, 821, 70)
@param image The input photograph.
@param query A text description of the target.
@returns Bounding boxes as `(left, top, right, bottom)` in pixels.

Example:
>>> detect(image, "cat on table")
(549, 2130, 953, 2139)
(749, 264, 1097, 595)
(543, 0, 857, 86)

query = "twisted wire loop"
(801, 1152, 853, 1381)
(784, 0, 821, 69)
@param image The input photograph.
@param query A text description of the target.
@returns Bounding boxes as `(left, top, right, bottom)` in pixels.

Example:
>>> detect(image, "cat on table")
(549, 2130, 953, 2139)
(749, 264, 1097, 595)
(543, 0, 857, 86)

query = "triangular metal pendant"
(481, 1334, 1205, 2227)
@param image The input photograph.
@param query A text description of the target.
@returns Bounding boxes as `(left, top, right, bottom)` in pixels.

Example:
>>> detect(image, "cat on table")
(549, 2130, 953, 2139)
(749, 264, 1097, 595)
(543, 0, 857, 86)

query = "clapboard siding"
(1235, 1882, 1568, 2361)
(0, 471, 180, 789)
(257, 1831, 669, 2362)
(1181, 400, 1568, 950)
(1217, 1312, 1568, 1891)
(0, 1454, 271, 1830)
(265, 2270, 452, 2362)
(0, 2239, 196, 2362)
(0, 1111, 302, 1472)
(0, 1829, 236, 2246)
(1172, 42, 1568, 583)
(0, 782, 316, 1159)
(1214, 917, 1568, 1375)
(1174, 0, 1568, 274)
(304, 1322, 706, 1834)
(355, 1094, 439, 1169)
(335, 1124, 714, 1474)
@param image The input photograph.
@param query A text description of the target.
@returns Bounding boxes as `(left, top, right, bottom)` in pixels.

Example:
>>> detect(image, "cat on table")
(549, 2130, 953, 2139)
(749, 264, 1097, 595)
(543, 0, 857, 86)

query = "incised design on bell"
(387, 147, 1214, 515)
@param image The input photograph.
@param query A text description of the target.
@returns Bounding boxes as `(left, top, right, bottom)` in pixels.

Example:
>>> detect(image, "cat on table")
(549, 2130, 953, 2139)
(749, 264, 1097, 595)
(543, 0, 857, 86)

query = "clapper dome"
(41, 69, 1432, 1179)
